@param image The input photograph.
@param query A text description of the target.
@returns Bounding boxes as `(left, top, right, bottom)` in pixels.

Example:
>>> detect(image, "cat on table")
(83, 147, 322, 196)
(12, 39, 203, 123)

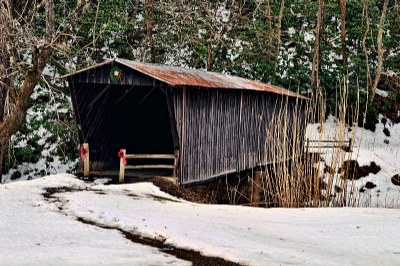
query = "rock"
(339, 160, 360, 180)
(383, 127, 390, 137)
(391, 174, 400, 186)
(369, 162, 381, 175)
(334, 185, 342, 193)
(319, 179, 327, 190)
(324, 165, 334, 174)
(358, 162, 381, 178)
(365, 182, 377, 189)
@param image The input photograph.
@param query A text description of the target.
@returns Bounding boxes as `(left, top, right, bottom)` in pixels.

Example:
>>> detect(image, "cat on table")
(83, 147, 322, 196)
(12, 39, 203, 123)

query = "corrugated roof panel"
(116, 59, 307, 99)
(61, 58, 307, 99)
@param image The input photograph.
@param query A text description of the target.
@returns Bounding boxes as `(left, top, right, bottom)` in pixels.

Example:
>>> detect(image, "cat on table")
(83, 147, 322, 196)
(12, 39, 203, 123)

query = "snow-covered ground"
(306, 115, 400, 207)
(1, 174, 400, 266)
(0, 175, 189, 266)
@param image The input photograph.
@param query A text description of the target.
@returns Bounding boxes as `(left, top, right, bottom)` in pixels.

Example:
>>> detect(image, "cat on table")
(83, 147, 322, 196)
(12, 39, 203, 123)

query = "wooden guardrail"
(118, 149, 179, 183)
(305, 138, 353, 152)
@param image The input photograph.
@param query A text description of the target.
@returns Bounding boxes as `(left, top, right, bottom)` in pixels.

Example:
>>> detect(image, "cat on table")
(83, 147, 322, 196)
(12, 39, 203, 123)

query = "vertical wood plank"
(180, 87, 186, 184)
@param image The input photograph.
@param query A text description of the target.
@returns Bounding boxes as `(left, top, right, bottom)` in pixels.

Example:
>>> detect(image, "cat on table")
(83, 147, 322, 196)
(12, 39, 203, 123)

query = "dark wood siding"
(172, 88, 306, 185)
(72, 82, 117, 170)
(70, 63, 163, 87)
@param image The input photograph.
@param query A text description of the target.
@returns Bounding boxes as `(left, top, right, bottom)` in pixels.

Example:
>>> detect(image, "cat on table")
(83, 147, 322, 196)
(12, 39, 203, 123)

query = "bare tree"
(199, 0, 245, 71)
(0, 0, 89, 176)
(371, 0, 389, 102)
(206, 6, 235, 71)
(264, 0, 285, 60)
(362, 0, 372, 92)
(311, 0, 324, 90)
(154, 0, 245, 71)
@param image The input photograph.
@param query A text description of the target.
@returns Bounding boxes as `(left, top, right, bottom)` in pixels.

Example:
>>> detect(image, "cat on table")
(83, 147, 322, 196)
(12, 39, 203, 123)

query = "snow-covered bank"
(1, 174, 400, 265)
(306, 115, 400, 207)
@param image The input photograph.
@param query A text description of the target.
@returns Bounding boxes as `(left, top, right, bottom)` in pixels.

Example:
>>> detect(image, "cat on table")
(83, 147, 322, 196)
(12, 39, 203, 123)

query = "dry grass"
(252, 78, 373, 207)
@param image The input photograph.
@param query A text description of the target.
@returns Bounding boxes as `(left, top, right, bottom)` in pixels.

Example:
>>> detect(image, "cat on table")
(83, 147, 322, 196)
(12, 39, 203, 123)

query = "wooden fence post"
(119, 149, 126, 183)
(83, 143, 89, 177)
(173, 150, 179, 178)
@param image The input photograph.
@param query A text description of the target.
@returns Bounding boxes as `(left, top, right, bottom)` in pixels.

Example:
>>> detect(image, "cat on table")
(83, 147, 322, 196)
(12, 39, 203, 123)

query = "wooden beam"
(88, 84, 111, 109)
(115, 86, 135, 106)
(125, 164, 176, 170)
(83, 143, 89, 177)
(119, 149, 126, 183)
(173, 150, 179, 177)
(307, 140, 350, 143)
(125, 154, 176, 159)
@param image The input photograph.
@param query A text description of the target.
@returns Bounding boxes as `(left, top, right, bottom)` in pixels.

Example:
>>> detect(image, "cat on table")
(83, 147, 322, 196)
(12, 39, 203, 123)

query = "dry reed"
(252, 77, 370, 207)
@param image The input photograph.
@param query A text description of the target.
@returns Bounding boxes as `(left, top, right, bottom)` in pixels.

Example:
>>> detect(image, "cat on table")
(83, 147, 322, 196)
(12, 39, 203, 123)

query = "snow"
(136, 13, 144, 22)
(227, 40, 244, 62)
(62, 185, 400, 265)
(216, 5, 230, 23)
(376, 88, 389, 97)
(303, 31, 315, 42)
(1, 174, 400, 266)
(0, 175, 189, 266)
(306, 115, 400, 207)
(288, 27, 296, 37)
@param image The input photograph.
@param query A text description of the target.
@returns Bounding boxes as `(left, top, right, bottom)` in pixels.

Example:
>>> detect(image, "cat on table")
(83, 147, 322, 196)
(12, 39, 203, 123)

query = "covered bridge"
(62, 59, 308, 185)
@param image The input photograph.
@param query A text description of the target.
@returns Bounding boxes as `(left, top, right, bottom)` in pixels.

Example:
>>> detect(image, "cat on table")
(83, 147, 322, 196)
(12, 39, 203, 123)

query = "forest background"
(0, 0, 399, 178)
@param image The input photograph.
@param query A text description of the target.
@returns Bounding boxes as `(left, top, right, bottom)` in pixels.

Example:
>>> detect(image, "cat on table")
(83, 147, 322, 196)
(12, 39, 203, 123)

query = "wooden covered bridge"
(62, 59, 308, 185)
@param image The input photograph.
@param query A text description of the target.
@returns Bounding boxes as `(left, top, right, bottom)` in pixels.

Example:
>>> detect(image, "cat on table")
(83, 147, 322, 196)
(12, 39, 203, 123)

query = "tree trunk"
(0, 2, 10, 177)
(0, 48, 52, 152)
(311, 0, 324, 90)
(339, 0, 348, 67)
(371, 0, 388, 102)
(145, 0, 155, 63)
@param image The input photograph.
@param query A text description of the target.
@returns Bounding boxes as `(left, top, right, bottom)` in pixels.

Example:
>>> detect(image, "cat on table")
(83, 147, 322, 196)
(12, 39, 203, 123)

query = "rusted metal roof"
(61, 58, 307, 99)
